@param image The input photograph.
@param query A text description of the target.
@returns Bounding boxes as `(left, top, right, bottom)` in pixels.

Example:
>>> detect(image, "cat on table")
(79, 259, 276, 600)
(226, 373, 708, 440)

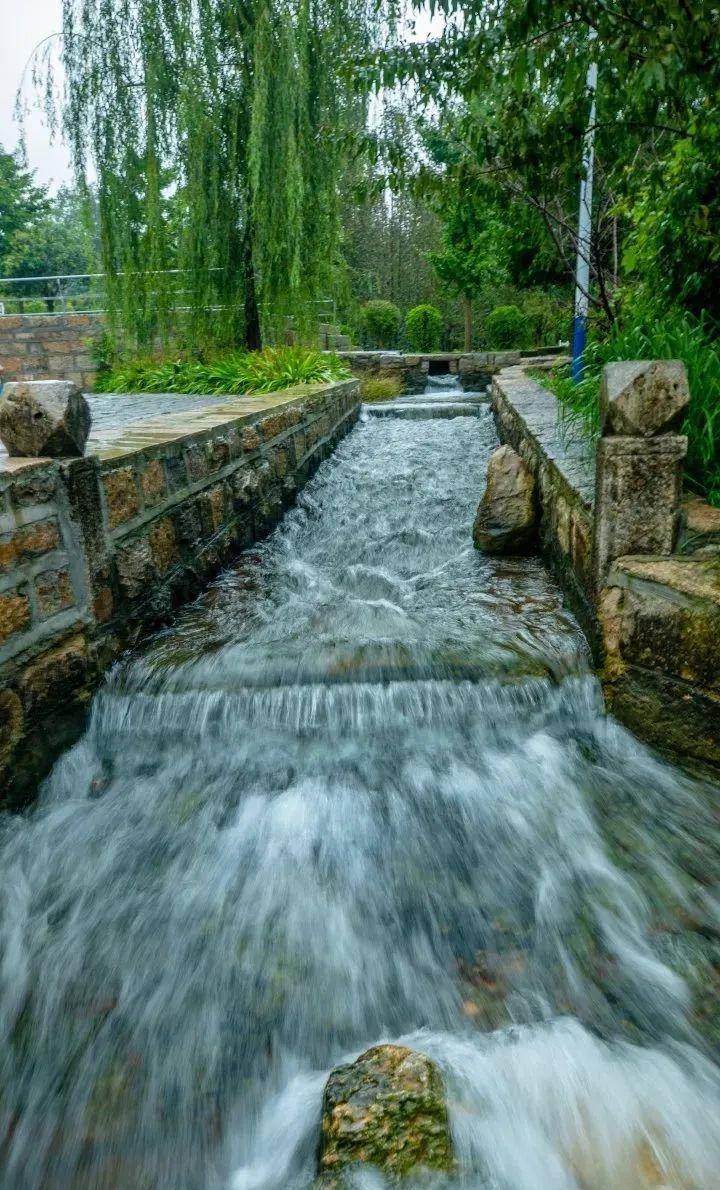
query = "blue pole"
(571, 39, 598, 383)
(571, 314, 587, 382)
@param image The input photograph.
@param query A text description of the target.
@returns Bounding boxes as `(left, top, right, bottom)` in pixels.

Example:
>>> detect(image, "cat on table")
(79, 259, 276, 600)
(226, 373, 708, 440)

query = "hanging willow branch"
(48, 0, 382, 349)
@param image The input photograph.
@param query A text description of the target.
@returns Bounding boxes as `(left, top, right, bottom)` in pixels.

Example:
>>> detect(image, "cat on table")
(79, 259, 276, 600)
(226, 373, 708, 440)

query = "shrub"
(357, 300, 401, 349)
(520, 291, 570, 348)
(405, 304, 443, 353)
(485, 305, 528, 349)
(360, 374, 404, 402)
(97, 346, 351, 396)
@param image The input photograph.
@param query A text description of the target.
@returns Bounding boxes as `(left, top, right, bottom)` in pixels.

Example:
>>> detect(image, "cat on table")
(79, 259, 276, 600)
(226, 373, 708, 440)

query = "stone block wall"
(0, 379, 359, 803)
(490, 368, 596, 630)
(0, 313, 105, 389)
(599, 557, 720, 766)
(0, 458, 99, 798)
(337, 351, 522, 394)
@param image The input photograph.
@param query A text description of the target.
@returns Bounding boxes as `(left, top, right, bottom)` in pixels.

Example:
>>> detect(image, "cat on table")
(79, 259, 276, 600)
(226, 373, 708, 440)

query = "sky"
(0, 0, 71, 187)
(0, 1, 440, 191)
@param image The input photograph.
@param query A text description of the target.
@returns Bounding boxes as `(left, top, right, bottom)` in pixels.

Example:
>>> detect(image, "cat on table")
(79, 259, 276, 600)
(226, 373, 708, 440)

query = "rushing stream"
(2, 385, 720, 1188)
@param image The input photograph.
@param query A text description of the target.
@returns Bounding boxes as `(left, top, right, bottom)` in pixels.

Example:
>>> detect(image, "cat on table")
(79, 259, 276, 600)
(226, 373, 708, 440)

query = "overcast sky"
(0, 1, 439, 190)
(0, 0, 70, 187)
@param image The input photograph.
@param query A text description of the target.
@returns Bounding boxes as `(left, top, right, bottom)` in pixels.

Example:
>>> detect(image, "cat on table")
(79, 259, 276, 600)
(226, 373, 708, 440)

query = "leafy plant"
(360, 374, 403, 402)
(97, 346, 351, 396)
(357, 300, 401, 349)
(405, 305, 443, 353)
(520, 290, 570, 348)
(485, 305, 528, 349)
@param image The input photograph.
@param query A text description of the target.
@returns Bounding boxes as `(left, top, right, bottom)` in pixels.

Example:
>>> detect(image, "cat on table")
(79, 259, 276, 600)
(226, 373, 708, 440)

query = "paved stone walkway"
(496, 367, 596, 505)
(0, 392, 230, 465)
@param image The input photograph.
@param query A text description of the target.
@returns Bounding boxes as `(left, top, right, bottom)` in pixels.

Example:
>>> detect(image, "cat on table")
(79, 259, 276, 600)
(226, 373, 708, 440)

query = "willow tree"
(52, 0, 381, 349)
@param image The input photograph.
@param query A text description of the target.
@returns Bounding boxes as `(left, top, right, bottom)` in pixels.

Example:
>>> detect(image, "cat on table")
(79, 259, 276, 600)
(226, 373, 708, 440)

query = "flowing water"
(2, 384, 720, 1188)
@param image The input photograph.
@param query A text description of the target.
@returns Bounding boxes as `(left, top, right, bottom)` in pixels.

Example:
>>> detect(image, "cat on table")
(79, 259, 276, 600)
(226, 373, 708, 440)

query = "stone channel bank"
(490, 362, 720, 769)
(0, 379, 359, 803)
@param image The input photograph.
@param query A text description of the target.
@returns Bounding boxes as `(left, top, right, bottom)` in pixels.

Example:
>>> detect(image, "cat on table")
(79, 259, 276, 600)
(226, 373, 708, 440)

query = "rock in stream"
(317, 1044, 454, 1184)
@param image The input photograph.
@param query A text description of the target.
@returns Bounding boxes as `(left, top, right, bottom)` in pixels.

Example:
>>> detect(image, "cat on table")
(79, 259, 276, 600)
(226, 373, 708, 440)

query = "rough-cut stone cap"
(600, 360, 689, 437)
(0, 380, 91, 458)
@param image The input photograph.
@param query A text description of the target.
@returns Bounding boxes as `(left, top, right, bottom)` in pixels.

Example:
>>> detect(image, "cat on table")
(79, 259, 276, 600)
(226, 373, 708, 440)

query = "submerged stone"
(473, 444, 536, 555)
(0, 380, 91, 457)
(318, 1044, 453, 1182)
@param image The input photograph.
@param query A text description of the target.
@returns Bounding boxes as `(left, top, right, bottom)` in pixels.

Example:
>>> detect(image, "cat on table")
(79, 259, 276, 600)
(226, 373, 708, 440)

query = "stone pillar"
(593, 360, 689, 587)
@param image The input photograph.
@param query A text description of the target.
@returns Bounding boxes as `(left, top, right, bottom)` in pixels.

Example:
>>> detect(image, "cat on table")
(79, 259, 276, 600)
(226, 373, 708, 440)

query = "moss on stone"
(318, 1045, 454, 1182)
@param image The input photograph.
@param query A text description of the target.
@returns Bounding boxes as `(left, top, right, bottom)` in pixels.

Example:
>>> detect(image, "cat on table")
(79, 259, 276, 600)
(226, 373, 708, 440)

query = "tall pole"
(571, 32, 598, 382)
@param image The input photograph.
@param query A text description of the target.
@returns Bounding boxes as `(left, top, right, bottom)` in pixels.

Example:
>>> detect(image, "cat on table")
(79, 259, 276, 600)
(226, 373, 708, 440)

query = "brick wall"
(0, 378, 360, 803)
(0, 313, 105, 389)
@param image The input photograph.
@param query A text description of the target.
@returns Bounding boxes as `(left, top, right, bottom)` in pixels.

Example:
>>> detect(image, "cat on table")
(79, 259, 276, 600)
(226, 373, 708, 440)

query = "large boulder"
(600, 360, 689, 437)
(473, 444, 536, 554)
(0, 380, 91, 458)
(318, 1045, 453, 1182)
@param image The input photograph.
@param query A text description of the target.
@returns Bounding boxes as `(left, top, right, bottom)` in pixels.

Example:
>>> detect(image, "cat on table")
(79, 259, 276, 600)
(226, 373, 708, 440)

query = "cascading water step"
(364, 372, 489, 418)
(363, 400, 484, 418)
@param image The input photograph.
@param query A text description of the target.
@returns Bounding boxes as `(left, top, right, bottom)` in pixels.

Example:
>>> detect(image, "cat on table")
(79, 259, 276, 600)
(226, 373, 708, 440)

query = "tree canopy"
(49, 0, 385, 348)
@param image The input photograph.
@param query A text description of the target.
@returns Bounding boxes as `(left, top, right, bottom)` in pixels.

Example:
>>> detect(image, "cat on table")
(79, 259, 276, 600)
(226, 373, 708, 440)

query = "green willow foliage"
(54, 0, 381, 349)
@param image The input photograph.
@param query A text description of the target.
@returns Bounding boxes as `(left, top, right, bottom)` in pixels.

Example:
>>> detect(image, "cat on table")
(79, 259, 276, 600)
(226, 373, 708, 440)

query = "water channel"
(1, 380, 720, 1187)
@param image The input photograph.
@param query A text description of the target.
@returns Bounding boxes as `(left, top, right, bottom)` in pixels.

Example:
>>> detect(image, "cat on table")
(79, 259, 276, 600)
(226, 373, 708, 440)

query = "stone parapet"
(600, 557, 720, 766)
(490, 366, 595, 627)
(0, 378, 360, 803)
(593, 434, 687, 585)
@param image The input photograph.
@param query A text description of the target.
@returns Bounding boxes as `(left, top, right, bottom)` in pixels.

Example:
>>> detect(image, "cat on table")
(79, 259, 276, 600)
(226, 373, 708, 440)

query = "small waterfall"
(0, 414, 719, 1188)
(364, 369, 486, 419)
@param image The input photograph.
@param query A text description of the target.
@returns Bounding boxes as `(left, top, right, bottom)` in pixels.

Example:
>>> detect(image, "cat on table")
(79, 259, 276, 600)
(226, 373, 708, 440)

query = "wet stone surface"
(0, 392, 231, 460)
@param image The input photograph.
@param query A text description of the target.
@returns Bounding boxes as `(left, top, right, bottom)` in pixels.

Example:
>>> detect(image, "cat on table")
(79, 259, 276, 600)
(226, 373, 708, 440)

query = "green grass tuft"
(97, 346, 351, 397)
(540, 313, 720, 506)
(360, 374, 404, 402)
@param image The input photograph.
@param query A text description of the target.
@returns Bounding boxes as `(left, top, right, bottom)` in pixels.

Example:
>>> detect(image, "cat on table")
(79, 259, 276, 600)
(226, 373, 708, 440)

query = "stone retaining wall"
(0, 379, 360, 803)
(0, 313, 105, 389)
(490, 367, 596, 631)
(490, 366, 720, 769)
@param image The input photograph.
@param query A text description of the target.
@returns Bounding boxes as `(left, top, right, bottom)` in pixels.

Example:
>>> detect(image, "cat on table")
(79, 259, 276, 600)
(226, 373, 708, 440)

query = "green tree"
(375, 1, 719, 327)
(624, 107, 720, 323)
(4, 186, 99, 309)
(428, 186, 507, 352)
(44, 0, 385, 351)
(0, 147, 49, 274)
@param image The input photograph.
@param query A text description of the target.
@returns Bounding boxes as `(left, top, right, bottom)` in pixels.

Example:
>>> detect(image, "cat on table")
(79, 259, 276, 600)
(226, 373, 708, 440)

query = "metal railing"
(0, 272, 108, 316)
(0, 273, 339, 329)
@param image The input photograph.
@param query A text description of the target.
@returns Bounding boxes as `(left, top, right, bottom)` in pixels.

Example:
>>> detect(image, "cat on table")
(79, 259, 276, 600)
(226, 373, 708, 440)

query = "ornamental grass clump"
(360, 374, 404, 402)
(97, 346, 351, 397)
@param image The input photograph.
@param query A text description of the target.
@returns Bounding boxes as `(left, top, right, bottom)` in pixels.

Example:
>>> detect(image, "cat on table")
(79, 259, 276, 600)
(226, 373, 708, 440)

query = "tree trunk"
(243, 224, 262, 351)
(462, 295, 473, 352)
